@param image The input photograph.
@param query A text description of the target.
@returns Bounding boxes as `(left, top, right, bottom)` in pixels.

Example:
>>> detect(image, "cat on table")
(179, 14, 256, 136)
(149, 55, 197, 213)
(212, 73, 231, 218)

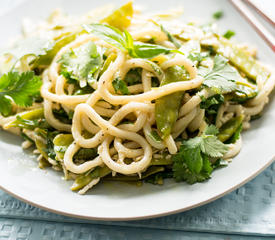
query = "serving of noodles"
(0, 2, 274, 194)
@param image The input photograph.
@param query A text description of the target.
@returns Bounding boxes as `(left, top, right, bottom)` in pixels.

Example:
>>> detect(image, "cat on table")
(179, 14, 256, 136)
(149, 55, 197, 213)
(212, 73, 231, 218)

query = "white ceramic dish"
(0, 0, 274, 221)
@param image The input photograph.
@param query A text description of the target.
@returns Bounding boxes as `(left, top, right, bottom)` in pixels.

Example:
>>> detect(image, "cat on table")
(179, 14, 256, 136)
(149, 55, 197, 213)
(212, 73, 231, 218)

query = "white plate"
(0, 0, 275, 221)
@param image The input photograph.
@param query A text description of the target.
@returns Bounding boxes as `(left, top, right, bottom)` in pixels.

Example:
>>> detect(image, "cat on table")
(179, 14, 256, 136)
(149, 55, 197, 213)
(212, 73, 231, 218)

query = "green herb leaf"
(0, 71, 42, 116)
(172, 124, 228, 183)
(83, 24, 127, 51)
(204, 124, 219, 135)
(202, 55, 239, 94)
(83, 23, 179, 59)
(112, 77, 129, 95)
(223, 30, 235, 39)
(200, 135, 228, 158)
(200, 94, 224, 118)
(133, 42, 171, 58)
(59, 41, 101, 87)
(172, 146, 213, 183)
(213, 11, 224, 20)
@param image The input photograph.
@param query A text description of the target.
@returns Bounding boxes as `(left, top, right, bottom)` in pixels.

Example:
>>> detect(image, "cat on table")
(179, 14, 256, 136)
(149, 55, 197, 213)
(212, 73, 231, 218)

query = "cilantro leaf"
(213, 11, 224, 20)
(173, 148, 213, 184)
(202, 55, 240, 94)
(204, 124, 219, 135)
(59, 41, 101, 88)
(83, 23, 181, 59)
(223, 30, 235, 39)
(200, 94, 224, 121)
(172, 124, 228, 183)
(112, 77, 129, 95)
(183, 146, 203, 174)
(0, 71, 42, 116)
(200, 135, 228, 158)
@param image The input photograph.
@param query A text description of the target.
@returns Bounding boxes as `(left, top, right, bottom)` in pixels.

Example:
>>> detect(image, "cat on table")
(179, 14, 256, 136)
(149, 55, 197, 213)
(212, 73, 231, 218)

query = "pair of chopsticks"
(230, 0, 275, 52)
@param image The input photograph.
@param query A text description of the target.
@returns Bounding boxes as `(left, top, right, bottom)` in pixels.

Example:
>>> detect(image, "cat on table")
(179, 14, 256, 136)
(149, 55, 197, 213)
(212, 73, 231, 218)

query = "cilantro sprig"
(172, 125, 228, 184)
(83, 23, 182, 59)
(59, 41, 101, 88)
(0, 71, 42, 116)
(201, 55, 241, 94)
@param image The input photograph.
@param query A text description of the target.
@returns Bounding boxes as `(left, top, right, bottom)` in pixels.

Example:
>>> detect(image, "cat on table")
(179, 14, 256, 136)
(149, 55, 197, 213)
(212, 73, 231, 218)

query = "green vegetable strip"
(155, 66, 188, 138)
(35, 32, 78, 66)
(218, 115, 244, 142)
(216, 38, 270, 82)
(101, 1, 134, 30)
(5, 108, 44, 129)
(100, 53, 117, 75)
(53, 134, 74, 161)
(71, 166, 111, 191)
(103, 166, 165, 182)
(150, 157, 173, 166)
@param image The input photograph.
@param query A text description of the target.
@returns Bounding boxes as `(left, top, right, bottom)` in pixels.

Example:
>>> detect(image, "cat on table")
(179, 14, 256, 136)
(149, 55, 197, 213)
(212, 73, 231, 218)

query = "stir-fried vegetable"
(216, 38, 270, 82)
(71, 166, 111, 191)
(218, 115, 244, 143)
(155, 66, 188, 138)
(101, 1, 134, 30)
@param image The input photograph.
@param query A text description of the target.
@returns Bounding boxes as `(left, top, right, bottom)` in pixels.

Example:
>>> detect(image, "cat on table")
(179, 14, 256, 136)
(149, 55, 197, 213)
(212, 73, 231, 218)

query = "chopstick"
(244, 0, 275, 27)
(230, 0, 275, 52)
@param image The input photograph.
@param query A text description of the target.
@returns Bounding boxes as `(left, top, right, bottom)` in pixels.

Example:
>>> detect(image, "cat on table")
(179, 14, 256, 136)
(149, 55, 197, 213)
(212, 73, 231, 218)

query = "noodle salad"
(0, 2, 274, 194)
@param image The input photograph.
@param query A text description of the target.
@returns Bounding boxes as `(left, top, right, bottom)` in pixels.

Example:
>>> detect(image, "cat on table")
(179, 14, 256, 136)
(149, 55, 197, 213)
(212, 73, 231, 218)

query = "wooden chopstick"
(244, 0, 275, 27)
(230, 0, 275, 52)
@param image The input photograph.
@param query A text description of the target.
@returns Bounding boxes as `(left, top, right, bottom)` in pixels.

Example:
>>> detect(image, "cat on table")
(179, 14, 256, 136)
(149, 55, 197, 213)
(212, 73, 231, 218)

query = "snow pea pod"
(71, 166, 111, 191)
(216, 38, 270, 82)
(218, 115, 244, 142)
(53, 134, 74, 161)
(101, 1, 133, 30)
(100, 53, 117, 75)
(34, 32, 79, 66)
(103, 166, 165, 182)
(150, 157, 173, 166)
(229, 81, 258, 103)
(155, 66, 188, 138)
